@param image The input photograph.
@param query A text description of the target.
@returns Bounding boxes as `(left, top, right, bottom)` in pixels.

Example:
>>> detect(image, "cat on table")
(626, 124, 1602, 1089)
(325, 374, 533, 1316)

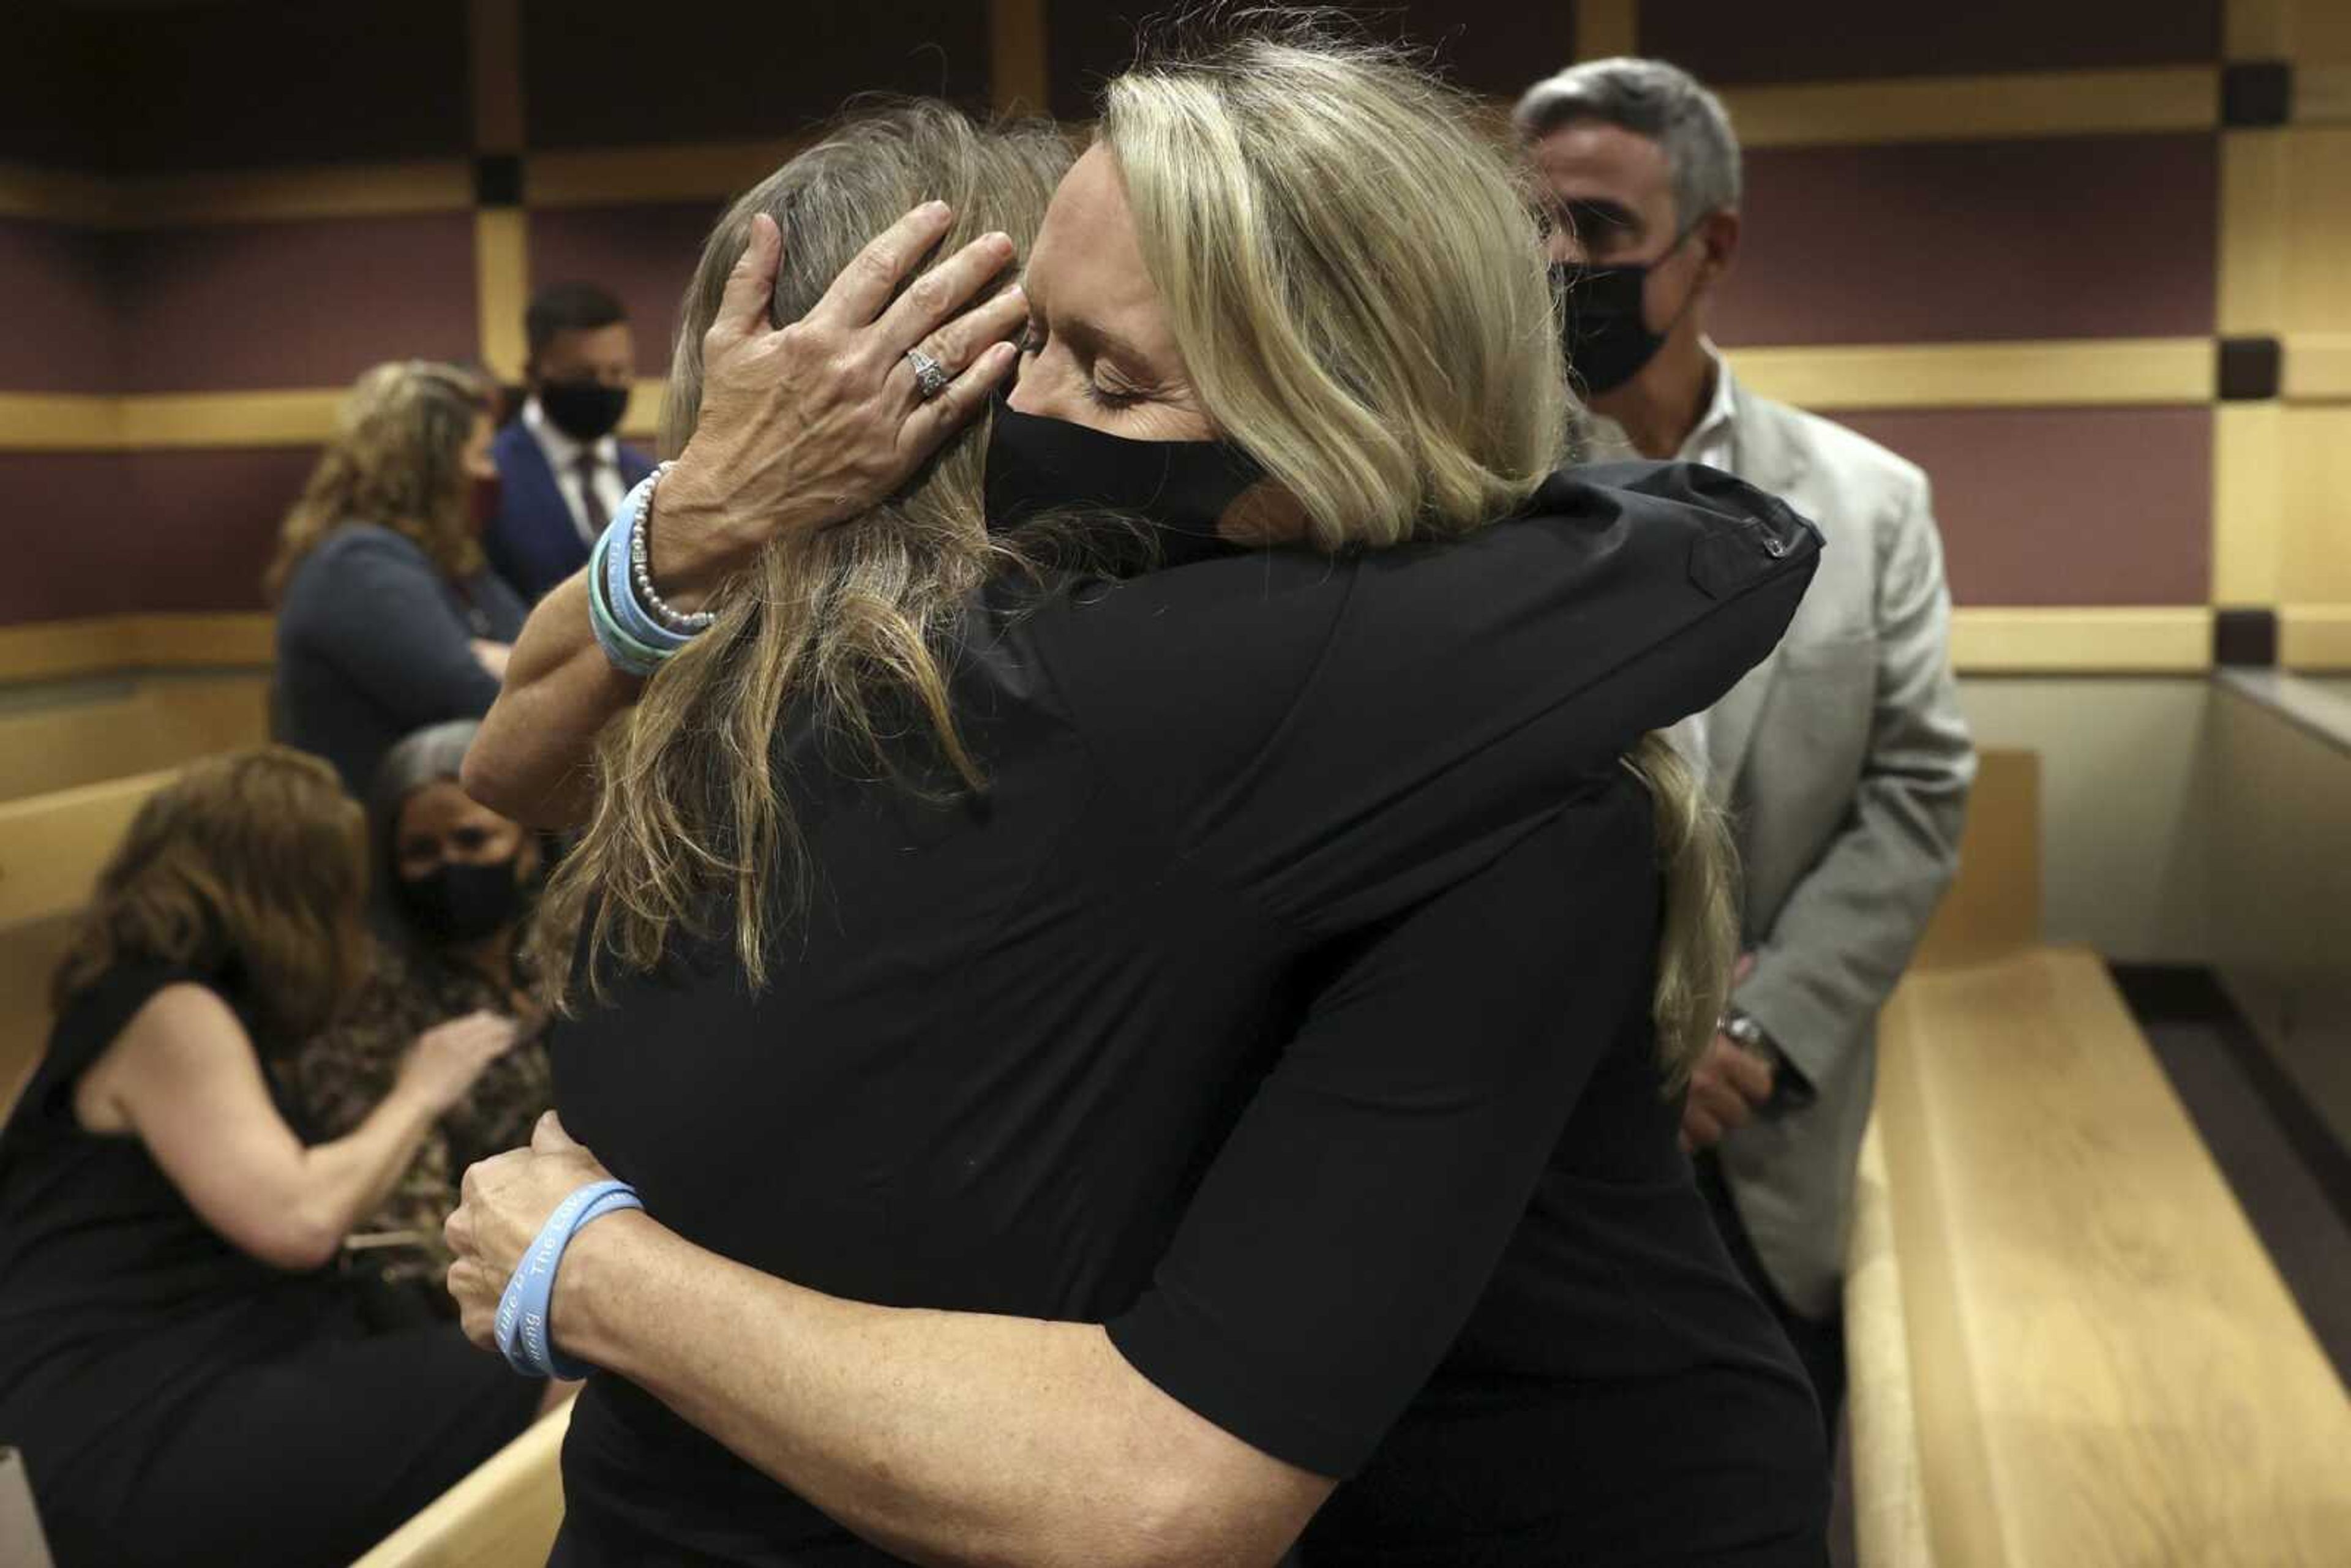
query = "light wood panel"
(0, 614, 274, 685)
(2227, 0, 2292, 59)
(1574, 0, 1638, 62)
(1877, 947, 2351, 1566)
(989, 0, 1048, 116)
(475, 208, 530, 382)
(354, 1399, 573, 1568)
(620, 378, 666, 443)
(0, 676, 269, 803)
(2278, 405, 2351, 603)
(2282, 127, 2351, 336)
(1845, 1123, 1935, 1568)
(0, 770, 177, 930)
(0, 390, 340, 451)
(525, 140, 803, 209)
(1910, 749, 2039, 971)
(2218, 129, 2289, 337)
(1721, 67, 2216, 150)
(0, 161, 114, 225)
(2211, 403, 2284, 603)
(2281, 605, 2351, 669)
(1948, 609, 2212, 673)
(1724, 338, 2211, 412)
(2284, 331, 2351, 399)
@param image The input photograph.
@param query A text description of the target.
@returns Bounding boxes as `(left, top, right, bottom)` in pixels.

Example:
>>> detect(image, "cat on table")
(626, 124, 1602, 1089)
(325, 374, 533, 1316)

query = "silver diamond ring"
(906, 347, 951, 400)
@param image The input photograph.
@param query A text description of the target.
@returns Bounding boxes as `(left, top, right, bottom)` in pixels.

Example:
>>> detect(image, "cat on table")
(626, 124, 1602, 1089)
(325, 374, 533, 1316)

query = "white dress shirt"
(1667, 349, 1738, 779)
(523, 396, 629, 545)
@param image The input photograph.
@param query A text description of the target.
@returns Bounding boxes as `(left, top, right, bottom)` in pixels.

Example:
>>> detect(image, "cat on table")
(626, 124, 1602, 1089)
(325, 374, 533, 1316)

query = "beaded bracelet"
(629, 462, 716, 637)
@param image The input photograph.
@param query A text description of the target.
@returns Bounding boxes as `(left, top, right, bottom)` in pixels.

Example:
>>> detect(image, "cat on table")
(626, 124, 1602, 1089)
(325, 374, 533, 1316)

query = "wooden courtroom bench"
(352, 1398, 573, 1568)
(0, 673, 268, 805)
(0, 769, 181, 1114)
(1847, 751, 2351, 1566)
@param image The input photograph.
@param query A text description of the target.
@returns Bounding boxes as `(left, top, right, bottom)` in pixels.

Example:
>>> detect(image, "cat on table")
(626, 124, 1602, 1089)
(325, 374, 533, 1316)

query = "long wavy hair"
(264, 359, 492, 599)
(1098, 24, 1735, 1081)
(53, 747, 372, 1051)
(536, 103, 1072, 1002)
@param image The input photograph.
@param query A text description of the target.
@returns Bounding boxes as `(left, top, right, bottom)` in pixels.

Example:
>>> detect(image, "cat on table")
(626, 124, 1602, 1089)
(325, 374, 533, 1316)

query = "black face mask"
(983, 393, 1265, 568)
(396, 855, 527, 947)
(538, 378, 629, 443)
(1551, 224, 1701, 398)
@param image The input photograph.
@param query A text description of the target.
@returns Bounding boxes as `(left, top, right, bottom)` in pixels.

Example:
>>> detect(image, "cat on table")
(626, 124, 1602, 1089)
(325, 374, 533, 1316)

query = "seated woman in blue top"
(0, 746, 553, 1566)
(268, 361, 527, 793)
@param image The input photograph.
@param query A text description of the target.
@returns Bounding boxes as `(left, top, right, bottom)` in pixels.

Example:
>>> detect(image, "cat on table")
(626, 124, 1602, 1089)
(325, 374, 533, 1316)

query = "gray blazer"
(1698, 372, 1975, 1319)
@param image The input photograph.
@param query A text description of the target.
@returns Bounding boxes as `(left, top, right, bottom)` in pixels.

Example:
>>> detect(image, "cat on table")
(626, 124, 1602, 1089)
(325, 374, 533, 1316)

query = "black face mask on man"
(538, 378, 630, 444)
(982, 392, 1264, 568)
(397, 855, 528, 947)
(1551, 221, 1704, 398)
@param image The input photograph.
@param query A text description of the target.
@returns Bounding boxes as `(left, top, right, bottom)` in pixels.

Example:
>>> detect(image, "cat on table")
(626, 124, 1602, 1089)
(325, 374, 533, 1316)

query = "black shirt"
(550, 463, 1825, 1564)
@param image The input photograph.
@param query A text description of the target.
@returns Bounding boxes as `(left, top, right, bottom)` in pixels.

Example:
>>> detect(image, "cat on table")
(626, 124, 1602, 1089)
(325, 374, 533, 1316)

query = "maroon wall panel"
(1044, 1, 1581, 118)
(3, 449, 317, 622)
(527, 204, 726, 377)
(0, 220, 119, 394)
(1641, 0, 2219, 85)
(522, 0, 990, 150)
(115, 215, 479, 394)
(1834, 405, 2211, 606)
(105, 1, 470, 173)
(1712, 135, 2216, 346)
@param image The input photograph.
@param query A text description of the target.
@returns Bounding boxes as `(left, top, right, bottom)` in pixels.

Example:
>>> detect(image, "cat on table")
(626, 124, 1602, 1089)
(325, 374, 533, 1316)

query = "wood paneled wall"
(2, 0, 2346, 673)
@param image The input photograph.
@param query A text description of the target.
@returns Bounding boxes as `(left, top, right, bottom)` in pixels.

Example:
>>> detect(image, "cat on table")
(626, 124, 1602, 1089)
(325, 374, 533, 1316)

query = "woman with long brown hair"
(0, 748, 549, 1566)
(269, 360, 527, 792)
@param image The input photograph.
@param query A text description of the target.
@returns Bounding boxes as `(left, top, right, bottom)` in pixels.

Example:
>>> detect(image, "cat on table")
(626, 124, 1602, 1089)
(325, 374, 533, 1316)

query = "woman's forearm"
(555, 1212, 1316, 1568)
(463, 479, 779, 830)
(284, 1085, 444, 1261)
(465, 572, 639, 829)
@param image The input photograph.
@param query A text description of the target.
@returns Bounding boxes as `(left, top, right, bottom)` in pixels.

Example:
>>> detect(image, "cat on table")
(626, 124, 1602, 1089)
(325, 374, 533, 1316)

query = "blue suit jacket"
(484, 418, 656, 602)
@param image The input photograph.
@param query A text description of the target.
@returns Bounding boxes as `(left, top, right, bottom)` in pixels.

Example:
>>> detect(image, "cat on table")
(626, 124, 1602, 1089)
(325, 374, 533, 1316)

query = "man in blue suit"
(484, 281, 657, 601)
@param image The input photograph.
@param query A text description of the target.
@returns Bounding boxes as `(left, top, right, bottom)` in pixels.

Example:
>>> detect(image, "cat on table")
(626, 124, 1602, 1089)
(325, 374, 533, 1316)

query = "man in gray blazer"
(1515, 58, 1976, 1422)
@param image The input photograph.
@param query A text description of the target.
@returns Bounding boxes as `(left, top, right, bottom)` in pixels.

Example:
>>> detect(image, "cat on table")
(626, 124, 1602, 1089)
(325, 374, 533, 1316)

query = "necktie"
(576, 452, 609, 541)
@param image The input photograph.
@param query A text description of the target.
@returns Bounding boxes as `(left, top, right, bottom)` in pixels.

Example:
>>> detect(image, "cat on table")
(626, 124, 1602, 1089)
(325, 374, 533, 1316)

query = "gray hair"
(367, 719, 481, 874)
(1512, 58, 1742, 229)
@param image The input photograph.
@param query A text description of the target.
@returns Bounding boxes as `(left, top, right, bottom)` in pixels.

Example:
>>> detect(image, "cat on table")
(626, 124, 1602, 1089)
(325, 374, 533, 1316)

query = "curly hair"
(264, 360, 492, 600)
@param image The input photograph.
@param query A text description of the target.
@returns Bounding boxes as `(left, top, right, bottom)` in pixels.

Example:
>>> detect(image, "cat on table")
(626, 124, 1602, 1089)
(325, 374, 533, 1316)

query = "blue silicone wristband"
(494, 1178, 645, 1380)
(601, 502, 694, 653)
(585, 532, 669, 678)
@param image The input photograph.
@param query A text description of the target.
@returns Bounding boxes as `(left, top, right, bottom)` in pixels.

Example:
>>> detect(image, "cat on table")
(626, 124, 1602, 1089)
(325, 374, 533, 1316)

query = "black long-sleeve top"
(549, 463, 1828, 1565)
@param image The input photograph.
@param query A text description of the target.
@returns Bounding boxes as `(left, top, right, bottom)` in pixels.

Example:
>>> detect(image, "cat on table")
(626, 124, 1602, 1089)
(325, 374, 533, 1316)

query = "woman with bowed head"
(269, 360, 526, 794)
(0, 749, 552, 1567)
(452, 32, 1828, 1568)
(282, 719, 553, 1315)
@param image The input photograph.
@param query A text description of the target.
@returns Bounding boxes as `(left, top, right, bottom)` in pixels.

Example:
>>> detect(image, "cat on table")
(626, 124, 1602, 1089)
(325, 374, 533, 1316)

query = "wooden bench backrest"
(1909, 746, 2039, 972)
(0, 771, 179, 1117)
(0, 677, 266, 805)
(353, 1398, 572, 1568)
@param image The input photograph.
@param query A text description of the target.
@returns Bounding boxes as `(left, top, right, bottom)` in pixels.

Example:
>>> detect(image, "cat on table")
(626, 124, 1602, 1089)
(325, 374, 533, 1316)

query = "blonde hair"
(265, 359, 491, 600)
(54, 747, 372, 1050)
(538, 103, 1071, 1002)
(1101, 28, 1736, 1080)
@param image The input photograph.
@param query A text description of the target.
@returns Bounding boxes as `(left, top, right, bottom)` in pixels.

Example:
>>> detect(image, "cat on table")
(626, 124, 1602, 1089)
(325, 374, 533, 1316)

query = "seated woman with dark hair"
(0, 748, 552, 1567)
(283, 719, 552, 1312)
